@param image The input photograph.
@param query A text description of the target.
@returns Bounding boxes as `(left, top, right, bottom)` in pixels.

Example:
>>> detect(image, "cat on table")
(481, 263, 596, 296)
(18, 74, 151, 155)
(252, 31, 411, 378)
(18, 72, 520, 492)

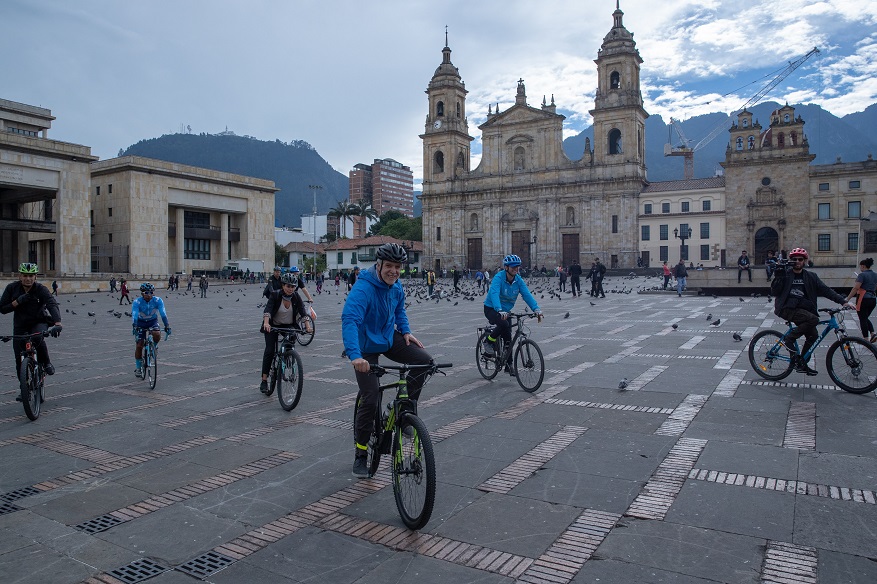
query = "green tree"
(368, 210, 406, 236)
(352, 200, 379, 237)
(328, 200, 356, 238)
(274, 242, 287, 267)
(379, 216, 422, 241)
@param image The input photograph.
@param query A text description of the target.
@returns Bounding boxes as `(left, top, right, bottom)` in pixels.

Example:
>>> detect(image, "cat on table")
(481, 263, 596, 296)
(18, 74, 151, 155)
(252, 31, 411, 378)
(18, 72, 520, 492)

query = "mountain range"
(562, 101, 877, 180)
(120, 101, 877, 228)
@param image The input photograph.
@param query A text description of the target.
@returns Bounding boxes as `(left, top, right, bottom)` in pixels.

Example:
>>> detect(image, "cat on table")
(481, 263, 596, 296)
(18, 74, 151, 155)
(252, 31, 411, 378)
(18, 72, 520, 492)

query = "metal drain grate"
(0, 500, 21, 516)
(175, 551, 235, 579)
(1, 486, 41, 503)
(75, 514, 124, 534)
(108, 558, 168, 584)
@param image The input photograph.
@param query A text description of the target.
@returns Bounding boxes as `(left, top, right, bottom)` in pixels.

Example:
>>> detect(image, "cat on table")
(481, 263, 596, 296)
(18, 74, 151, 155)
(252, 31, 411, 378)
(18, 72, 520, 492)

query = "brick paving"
(1, 279, 876, 583)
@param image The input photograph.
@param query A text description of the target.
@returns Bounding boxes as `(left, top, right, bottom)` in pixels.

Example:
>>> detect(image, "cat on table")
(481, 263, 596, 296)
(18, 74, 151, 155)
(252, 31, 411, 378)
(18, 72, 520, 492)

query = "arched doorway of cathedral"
(754, 227, 780, 265)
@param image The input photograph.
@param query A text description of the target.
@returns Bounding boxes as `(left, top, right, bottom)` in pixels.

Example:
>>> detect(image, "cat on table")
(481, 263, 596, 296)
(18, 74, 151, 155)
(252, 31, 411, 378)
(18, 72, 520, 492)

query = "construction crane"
(664, 46, 820, 180)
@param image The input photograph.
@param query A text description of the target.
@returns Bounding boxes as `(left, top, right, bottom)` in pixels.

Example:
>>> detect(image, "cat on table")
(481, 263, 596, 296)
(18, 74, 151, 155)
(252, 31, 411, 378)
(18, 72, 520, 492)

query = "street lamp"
(674, 226, 693, 261)
(308, 185, 322, 276)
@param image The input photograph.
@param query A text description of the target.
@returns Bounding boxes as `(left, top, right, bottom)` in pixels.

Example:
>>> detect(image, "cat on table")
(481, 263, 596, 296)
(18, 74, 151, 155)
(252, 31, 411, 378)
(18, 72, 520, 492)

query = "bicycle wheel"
(748, 330, 794, 381)
(277, 349, 304, 411)
(514, 339, 545, 392)
(476, 330, 501, 380)
(296, 315, 315, 346)
(352, 396, 383, 476)
(826, 337, 877, 394)
(392, 413, 435, 530)
(19, 357, 41, 421)
(146, 342, 158, 390)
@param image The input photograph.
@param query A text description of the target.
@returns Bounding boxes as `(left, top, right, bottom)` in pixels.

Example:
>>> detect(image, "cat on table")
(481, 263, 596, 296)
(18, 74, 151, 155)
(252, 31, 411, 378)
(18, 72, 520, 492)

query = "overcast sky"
(6, 0, 876, 191)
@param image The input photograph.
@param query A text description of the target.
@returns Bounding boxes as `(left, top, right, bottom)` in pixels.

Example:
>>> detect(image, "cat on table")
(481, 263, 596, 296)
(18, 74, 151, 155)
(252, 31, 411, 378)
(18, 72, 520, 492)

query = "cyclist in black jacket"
(0, 263, 62, 396)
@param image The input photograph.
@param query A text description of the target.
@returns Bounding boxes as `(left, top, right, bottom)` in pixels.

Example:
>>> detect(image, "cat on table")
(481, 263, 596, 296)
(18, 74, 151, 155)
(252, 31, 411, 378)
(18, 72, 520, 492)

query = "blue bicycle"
(748, 307, 877, 394)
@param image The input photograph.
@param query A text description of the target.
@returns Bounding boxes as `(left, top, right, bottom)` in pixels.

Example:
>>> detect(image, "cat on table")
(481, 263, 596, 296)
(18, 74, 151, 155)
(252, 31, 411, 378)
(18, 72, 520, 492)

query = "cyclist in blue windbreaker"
(131, 283, 171, 377)
(342, 243, 433, 478)
(482, 254, 543, 374)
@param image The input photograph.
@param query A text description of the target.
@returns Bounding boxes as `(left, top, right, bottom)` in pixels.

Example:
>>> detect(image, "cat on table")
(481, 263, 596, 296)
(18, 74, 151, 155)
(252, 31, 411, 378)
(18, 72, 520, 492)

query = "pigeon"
(590, 302, 596, 306)
(706, 313, 712, 321)
(564, 312, 570, 319)
(739, 297, 745, 302)
(671, 324, 678, 330)
(218, 306, 223, 309)
(732, 332, 743, 342)
(87, 311, 95, 317)
(341, 349, 347, 358)
(618, 378, 629, 390)
(90, 299, 96, 303)
(710, 319, 721, 326)
(453, 302, 458, 306)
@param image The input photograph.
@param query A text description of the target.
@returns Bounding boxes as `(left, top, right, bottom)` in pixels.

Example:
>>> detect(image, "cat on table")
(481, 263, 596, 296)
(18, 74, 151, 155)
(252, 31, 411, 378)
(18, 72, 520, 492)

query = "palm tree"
(328, 200, 356, 238)
(352, 200, 379, 238)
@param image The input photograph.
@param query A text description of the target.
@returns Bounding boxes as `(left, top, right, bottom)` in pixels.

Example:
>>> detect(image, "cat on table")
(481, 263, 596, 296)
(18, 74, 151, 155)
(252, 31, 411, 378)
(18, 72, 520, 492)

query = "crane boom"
(691, 47, 820, 151)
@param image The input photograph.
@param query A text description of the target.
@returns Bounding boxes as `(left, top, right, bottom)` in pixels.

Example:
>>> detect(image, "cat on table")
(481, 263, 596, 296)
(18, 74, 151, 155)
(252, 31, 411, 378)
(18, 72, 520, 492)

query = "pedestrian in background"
(674, 260, 688, 297)
(119, 280, 131, 305)
(846, 257, 877, 343)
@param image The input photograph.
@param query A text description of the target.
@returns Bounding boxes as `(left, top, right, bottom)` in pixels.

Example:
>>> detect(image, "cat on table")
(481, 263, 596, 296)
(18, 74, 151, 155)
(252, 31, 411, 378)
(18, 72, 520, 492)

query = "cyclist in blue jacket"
(131, 283, 171, 377)
(342, 243, 432, 478)
(483, 254, 543, 374)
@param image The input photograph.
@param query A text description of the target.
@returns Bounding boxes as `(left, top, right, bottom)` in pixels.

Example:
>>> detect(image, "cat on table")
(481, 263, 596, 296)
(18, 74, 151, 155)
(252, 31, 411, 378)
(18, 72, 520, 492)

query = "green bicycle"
(354, 361, 452, 530)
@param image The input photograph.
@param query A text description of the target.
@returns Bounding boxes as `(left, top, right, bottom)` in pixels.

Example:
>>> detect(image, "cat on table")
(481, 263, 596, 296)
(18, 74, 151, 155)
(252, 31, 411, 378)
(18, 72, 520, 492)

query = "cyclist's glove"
(499, 311, 509, 319)
(132, 325, 138, 337)
(50, 326, 62, 338)
(164, 327, 172, 336)
(16, 293, 31, 305)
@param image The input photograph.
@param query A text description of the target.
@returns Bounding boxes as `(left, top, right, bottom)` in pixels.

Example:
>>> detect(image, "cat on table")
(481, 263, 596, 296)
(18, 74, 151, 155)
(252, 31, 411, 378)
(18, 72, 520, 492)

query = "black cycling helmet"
(375, 243, 408, 264)
(280, 272, 298, 286)
(18, 262, 38, 274)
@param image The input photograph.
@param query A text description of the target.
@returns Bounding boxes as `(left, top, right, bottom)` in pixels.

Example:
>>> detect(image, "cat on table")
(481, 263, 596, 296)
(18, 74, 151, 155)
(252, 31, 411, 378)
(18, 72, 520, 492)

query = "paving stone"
(695, 441, 799, 479)
(574, 558, 729, 583)
(793, 495, 877, 558)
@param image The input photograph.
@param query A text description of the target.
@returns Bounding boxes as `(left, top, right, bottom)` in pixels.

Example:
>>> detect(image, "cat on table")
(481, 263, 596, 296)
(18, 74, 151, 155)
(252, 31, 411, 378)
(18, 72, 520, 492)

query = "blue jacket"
(131, 296, 169, 327)
(341, 266, 411, 361)
(484, 271, 540, 313)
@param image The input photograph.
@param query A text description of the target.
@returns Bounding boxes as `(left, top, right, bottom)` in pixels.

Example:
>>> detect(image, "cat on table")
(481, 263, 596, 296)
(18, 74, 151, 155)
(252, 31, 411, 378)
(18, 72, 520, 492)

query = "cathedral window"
(436, 101, 444, 117)
(608, 129, 622, 155)
(610, 71, 620, 89)
(433, 151, 444, 174)
(457, 151, 465, 168)
(747, 136, 755, 150)
(784, 113, 790, 123)
(566, 206, 575, 225)
(777, 132, 785, 148)
(742, 118, 749, 128)
(456, 101, 461, 118)
(514, 146, 525, 170)
(790, 131, 797, 146)
(736, 137, 743, 151)
(470, 213, 479, 231)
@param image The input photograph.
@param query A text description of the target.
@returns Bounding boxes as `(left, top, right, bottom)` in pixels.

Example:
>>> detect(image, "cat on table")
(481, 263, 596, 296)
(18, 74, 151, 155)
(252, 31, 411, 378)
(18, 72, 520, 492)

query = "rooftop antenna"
(445, 25, 448, 47)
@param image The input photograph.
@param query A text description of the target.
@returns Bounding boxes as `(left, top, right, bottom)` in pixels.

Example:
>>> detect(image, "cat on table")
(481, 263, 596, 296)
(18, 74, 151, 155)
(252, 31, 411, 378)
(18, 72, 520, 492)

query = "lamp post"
(674, 226, 693, 262)
(308, 185, 322, 277)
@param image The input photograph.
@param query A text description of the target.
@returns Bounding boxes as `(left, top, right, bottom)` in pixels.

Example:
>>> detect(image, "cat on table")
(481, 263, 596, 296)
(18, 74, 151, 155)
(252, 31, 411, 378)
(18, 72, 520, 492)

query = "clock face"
(433, 119, 442, 129)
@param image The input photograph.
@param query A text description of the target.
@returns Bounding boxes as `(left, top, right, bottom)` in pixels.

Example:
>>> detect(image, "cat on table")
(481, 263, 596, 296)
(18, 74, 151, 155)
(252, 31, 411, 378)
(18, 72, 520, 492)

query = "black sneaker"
(15, 395, 22, 402)
(44, 363, 55, 376)
(504, 364, 516, 377)
(794, 359, 818, 376)
(352, 455, 369, 478)
(259, 380, 269, 394)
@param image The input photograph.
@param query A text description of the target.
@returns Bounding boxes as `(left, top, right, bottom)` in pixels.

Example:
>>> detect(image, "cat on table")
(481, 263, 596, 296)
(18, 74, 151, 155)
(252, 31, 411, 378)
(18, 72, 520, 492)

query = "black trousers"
(13, 322, 50, 379)
(353, 332, 433, 447)
(779, 308, 820, 359)
(857, 297, 876, 337)
(570, 276, 581, 296)
(484, 306, 512, 365)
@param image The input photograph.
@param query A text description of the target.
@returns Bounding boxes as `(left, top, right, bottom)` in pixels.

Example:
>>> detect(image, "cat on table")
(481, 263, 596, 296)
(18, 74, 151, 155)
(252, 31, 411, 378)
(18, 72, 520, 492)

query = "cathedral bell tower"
(420, 34, 473, 193)
(590, 2, 648, 174)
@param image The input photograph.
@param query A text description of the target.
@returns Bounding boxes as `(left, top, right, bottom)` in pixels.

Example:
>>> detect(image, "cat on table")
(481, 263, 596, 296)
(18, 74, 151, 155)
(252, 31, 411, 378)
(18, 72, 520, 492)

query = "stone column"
(176, 207, 185, 275)
(220, 213, 229, 267)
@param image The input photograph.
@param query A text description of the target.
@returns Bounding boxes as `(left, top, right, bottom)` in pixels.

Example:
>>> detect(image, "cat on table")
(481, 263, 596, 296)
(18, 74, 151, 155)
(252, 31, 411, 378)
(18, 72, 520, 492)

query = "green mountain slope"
(121, 133, 349, 228)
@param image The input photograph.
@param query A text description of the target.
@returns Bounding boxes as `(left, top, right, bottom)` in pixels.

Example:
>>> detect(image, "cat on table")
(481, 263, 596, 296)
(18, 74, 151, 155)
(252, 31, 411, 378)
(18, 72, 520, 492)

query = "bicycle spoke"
(392, 414, 435, 530)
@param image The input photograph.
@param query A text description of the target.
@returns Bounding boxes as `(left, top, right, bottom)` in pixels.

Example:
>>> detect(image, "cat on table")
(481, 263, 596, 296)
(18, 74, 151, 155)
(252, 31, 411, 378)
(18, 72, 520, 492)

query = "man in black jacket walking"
(568, 260, 582, 297)
(770, 247, 849, 375)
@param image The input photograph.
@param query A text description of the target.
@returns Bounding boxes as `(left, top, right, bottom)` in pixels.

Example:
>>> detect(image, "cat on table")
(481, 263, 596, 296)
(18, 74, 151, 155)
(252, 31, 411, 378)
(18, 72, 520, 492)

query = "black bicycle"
(1, 326, 61, 421)
(476, 312, 545, 392)
(265, 327, 304, 411)
(354, 361, 452, 530)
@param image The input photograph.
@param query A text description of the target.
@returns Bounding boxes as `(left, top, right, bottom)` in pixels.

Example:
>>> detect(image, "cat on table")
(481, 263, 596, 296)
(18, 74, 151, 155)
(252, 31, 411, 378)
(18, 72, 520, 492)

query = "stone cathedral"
(420, 5, 648, 272)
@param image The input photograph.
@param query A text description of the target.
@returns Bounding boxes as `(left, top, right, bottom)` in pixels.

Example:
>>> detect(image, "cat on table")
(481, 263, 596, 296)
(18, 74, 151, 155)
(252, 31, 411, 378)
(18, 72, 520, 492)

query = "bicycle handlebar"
(369, 362, 453, 376)
(0, 326, 62, 343)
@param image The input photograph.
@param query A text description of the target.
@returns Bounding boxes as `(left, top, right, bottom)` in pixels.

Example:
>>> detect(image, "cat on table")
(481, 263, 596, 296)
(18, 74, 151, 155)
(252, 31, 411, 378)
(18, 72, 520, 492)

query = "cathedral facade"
(420, 6, 648, 272)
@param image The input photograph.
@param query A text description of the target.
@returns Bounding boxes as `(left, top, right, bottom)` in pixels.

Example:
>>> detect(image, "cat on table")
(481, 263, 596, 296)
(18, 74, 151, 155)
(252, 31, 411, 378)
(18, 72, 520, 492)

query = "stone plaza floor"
(1, 277, 876, 583)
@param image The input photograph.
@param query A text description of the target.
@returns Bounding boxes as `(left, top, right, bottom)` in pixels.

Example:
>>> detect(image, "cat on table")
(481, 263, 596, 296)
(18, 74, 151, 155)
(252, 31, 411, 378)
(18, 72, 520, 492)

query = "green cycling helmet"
(18, 262, 38, 274)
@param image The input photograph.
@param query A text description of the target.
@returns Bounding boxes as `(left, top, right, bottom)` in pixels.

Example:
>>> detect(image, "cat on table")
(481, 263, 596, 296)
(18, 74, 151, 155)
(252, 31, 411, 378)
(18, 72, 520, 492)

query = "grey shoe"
(135, 368, 143, 378)
(352, 455, 369, 478)
(482, 340, 495, 357)
(44, 363, 55, 375)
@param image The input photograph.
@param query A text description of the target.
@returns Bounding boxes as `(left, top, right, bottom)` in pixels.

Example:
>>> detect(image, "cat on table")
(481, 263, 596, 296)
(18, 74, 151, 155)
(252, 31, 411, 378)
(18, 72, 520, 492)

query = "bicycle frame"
(777, 309, 847, 362)
(485, 312, 536, 362)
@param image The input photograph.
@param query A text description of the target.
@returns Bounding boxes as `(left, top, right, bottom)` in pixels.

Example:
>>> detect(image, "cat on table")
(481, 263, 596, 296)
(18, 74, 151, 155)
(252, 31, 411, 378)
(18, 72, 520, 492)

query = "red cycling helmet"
(789, 247, 809, 260)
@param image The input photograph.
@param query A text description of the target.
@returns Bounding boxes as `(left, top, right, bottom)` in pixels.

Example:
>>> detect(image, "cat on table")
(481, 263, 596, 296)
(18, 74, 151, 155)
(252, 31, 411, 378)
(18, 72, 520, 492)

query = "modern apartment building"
(348, 158, 414, 217)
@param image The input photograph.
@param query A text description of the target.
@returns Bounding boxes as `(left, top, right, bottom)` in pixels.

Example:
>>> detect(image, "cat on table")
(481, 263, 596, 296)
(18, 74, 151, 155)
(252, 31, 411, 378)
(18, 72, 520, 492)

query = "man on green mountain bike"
(342, 242, 432, 478)
(771, 247, 849, 376)
(0, 263, 62, 399)
(482, 254, 543, 375)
